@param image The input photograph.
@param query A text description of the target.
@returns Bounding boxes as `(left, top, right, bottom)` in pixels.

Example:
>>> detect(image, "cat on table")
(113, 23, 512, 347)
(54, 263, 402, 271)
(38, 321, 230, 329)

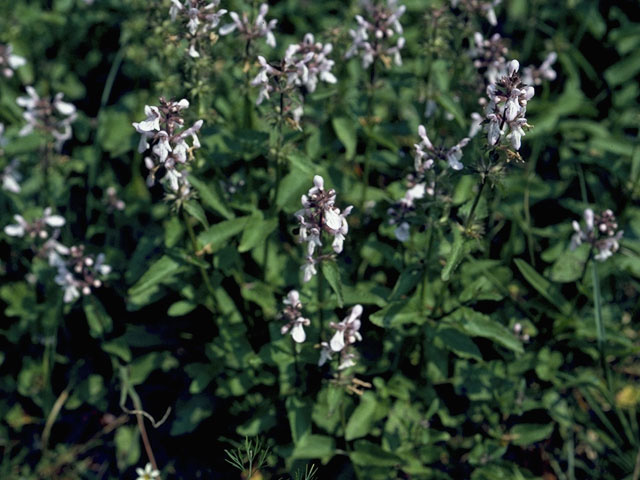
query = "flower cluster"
(387, 125, 469, 242)
(169, 0, 227, 58)
(53, 245, 111, 304)
(219, 3, 277, 48)
(470, 32, 510, 85)
(132, 97, 203, 192)
(4, 209, 111, 302)
(521, 51, 557, 86)
(104, 186, 126, 212)
(484, 60, 534, 152)
(451, 0, 501, 26)
(283, 33, 337, 94)
(17, 86, 77, 151)
(136, 463, 160, 480)
(345, 0, 406, 69)
(571, 208, 623, 261)
(279, 290, 311, 343)
(4, 207, 66, 241)
(296, 175, 352, 282)
(0, 43, 26, 78)
(471, 33, 557, 89)
(4, 208, 68, 273)
(319, 305, 363, 370)
(251, 34, 336, 124)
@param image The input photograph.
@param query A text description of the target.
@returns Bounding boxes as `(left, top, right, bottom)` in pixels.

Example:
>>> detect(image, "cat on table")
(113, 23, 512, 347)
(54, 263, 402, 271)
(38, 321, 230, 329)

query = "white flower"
(0, 44, 26, 78)
(394, 221, 411, 242)
(4, 215, 27, 237)
(570, 208, 623, 262)
(219, 3, 277, 48)
(1, 159, 22, 194)
(136, 463, 160, 480)
(302, 258, 317, 283)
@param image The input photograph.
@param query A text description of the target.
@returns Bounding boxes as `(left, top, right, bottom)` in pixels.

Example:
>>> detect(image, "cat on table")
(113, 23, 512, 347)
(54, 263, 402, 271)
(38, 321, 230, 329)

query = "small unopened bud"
(82, 286, 91, 295)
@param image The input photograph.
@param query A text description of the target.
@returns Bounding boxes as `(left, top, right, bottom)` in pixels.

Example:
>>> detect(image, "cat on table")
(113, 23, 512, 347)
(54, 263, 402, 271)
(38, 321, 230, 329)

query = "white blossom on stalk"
(136, 463, 160, 480)
(483, 60, 534, 152)
(169, 0, 227, 57)
(388, 124, 469, 242)
(4, 207, 65, 239)
(104, 186, 126, 212)
(279, 290, 311, 343)
(0, 43, 26, 78)
(219, 3, 277, 48)
(132, 97, 203, 193)
(521, 51, 558, 86)
(296, 176, 352, 282)
(451, 0, 501, 26)
(16, 87, 77, 151)
(345, 0, 406, 69)
(323, 305, 364, 370)
(53, 245, 111, 304)
(571, 208, 623, 261)
(250, 33, 336, 125)
(470, 32, 509, 85)
(283, 33, 337, 93)
(1, 159, 22, 194)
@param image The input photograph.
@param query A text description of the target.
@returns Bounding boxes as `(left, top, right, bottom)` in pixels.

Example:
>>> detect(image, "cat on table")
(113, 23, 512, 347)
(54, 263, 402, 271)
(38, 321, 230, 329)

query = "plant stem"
(591, 259, 611, 390)
(464, 178, 486, 232)
(131, 391, 158, 472)
(360, 60, 377, 207)
(317, 268, 324, 334)
(182, 210, 216, 312)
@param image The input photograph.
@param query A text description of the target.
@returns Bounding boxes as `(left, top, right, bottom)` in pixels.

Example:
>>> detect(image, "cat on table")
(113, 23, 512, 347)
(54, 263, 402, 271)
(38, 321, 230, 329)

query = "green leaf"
(188, 175, 234, 219)
(435, 92, 465, 128)
(238, 215, 278, 253)
(184, 200, 209, 228)
(83, 298, 112, 338)
(509, 423, 555, 446)
(350, 440, 402, 467)
(170, 395, 214, 436)
(291, 434, 335, 459)
(114, 426, 141, 470)
(167, 300, 197, 316)
(369, 299, 424, 328)
(434, 327, 483, 361)
(287, 396, 313, 444)
(198, 216, 249, 252)
(604, 54, 640, 87)
(345, 392, 378, 441)
(442, 229, 468, 281)
(321, 261, 344, 307)
(445, 307, 523, 354)
(97, 109, 133, 156)
(332, 116, 357, 159)
(129, 352, 179, 386)
(549, 248, 588, 283)
(390, 267, 422, 301)
(128, 255, 183, 297)
(514, 259, 572, 316)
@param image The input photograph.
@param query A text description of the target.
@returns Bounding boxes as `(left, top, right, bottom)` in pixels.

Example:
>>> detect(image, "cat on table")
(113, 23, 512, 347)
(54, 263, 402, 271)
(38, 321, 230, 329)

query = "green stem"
(182, 211, 216, 313)
(464, 178, 486, 232)
(317, 268, 324, 334)
(360, 60, 377, 207)
(591, 258, 611, 390)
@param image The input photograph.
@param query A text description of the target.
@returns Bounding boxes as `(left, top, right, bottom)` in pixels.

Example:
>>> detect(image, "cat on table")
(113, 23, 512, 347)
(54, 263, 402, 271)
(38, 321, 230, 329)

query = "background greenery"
(1, 0, 639, 478)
